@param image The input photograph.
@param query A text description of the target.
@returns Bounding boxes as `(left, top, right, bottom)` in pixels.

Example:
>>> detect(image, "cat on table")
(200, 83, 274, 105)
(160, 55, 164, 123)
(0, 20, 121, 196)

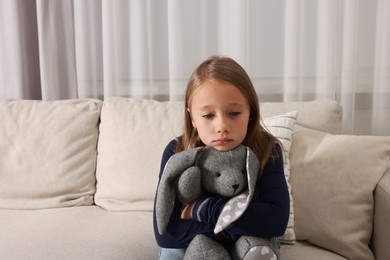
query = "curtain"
(0, 0, 389, 135)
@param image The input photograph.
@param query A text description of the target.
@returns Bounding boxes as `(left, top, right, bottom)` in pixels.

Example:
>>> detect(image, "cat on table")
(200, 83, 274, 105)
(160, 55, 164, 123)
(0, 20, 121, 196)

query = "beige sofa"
(0, 97, 389, 260)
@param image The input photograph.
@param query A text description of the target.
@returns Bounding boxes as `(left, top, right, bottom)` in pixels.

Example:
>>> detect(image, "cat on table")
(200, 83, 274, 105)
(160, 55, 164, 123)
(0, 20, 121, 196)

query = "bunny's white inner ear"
(214, 146, 261, 234)
(245, 147, 257, 189)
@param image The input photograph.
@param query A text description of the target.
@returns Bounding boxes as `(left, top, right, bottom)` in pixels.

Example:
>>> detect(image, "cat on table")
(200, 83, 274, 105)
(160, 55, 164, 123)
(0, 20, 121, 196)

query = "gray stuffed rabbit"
(155, 145, 279, 260)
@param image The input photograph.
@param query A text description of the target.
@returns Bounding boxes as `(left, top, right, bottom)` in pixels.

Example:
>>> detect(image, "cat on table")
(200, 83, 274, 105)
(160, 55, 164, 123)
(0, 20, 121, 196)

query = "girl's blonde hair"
(176, 56, 280, 179)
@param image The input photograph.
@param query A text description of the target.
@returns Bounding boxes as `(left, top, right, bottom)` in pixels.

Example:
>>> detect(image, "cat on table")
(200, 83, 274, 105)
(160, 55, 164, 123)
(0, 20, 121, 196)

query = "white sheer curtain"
(0, 0, 389, 135)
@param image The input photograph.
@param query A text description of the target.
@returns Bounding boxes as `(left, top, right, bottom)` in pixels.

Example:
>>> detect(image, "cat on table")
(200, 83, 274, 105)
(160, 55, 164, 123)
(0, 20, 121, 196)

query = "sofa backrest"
(0, 97, 343, 211)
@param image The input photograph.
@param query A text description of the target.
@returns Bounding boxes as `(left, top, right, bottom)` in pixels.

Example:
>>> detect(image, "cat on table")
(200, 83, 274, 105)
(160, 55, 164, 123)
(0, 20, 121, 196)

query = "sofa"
(0, 97, 389, 260)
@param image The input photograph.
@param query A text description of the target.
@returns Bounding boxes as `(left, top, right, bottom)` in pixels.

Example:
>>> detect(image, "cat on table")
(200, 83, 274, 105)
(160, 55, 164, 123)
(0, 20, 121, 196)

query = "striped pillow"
(262, 111, 297, 244)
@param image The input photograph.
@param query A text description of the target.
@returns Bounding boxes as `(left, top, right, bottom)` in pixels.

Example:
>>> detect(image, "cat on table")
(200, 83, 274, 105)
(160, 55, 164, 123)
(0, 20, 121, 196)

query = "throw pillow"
(290, 125, 390, 260)
(262, 111, 297, 244)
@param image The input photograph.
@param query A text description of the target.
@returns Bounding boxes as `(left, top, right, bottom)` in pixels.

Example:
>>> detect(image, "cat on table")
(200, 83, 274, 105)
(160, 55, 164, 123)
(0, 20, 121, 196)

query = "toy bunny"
(155, 145, 279, 260)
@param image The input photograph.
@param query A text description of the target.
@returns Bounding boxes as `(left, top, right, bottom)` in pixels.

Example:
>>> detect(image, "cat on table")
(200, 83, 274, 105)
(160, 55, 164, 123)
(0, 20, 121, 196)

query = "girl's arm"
(153, 139, 231, 248)
(192, 144, 290, 238)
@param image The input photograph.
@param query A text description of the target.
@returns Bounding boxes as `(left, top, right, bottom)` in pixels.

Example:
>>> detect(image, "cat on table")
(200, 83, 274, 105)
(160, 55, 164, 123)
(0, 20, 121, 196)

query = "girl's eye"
(229, 112, 241, 116)
(216, 172, 221, 177)
(202, 114, 214, 119)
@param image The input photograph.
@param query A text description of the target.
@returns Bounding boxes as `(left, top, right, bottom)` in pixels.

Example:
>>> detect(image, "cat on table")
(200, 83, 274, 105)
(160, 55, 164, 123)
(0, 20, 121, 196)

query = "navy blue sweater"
(153, 139, 290, 248)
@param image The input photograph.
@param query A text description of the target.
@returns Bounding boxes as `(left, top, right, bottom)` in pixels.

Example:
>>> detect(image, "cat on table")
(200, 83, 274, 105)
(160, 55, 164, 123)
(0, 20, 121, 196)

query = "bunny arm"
(177, 166, 202, 205)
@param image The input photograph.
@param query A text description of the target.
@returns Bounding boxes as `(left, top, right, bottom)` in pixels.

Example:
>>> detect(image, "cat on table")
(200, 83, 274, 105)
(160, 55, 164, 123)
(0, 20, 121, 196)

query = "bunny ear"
(155, 146, 205, 235)
(214, 146, 260, 234)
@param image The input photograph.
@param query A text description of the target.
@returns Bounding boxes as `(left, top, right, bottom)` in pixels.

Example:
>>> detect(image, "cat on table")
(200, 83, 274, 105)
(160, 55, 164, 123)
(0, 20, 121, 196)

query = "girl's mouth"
(214, 138, 233, 145)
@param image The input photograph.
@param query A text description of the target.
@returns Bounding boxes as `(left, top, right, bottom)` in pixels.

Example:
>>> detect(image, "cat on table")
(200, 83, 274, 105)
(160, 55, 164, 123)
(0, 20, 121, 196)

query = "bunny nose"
(232, 184, 239, 190)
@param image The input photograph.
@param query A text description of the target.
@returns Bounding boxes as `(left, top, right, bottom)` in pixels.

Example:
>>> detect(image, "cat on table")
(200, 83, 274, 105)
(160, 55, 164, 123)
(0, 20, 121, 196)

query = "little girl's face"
(188, 79, 250, 151)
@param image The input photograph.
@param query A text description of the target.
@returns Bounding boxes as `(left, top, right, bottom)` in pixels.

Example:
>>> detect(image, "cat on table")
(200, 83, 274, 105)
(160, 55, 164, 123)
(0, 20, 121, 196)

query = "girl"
(153, 56, 290, 259)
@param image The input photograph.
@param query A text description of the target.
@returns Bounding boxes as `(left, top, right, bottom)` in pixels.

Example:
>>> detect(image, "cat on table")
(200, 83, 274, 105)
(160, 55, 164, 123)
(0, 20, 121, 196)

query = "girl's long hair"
(176, 56, 280, 179)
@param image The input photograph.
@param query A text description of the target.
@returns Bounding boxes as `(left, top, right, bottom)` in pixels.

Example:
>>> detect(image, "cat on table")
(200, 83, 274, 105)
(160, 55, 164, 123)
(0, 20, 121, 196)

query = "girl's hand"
(181, 201, 196, 219)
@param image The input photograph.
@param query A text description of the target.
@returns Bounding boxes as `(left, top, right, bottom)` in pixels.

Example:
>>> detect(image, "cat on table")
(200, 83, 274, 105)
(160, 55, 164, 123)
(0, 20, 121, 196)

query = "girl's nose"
(216, 116, 230, 133)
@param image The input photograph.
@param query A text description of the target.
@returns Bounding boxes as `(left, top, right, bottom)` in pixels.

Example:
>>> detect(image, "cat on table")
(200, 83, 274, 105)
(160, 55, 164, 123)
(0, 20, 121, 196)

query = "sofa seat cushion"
(0, 99, 102, 209)
(281, 241, 347, 259)
(0, 206, 350, 260)
(0, 206, 159, 260)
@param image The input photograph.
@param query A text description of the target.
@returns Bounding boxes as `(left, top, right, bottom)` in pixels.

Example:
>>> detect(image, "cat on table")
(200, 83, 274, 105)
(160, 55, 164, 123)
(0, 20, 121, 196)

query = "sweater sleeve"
(153, 140, 232, 248)
(192, 144, 290, 238)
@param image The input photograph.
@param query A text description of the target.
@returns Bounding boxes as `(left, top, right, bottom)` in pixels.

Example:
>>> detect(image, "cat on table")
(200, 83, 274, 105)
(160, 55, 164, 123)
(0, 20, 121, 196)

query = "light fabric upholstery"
(0, 99, 101, 209)
(262, 111, 297, 244)
(0, 206, 346, 260)
(94, 97, 184, 211)
(290, 125, 390, 260)
(373, 168, 390, 260)
(281, 241, 347, 259)
(260, 100, 342, 134)
(0, 206, 158, 260)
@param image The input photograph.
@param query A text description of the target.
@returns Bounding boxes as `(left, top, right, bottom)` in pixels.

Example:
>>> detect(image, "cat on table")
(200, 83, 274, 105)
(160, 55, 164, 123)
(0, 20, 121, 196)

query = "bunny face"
(198, 145, 248, 197)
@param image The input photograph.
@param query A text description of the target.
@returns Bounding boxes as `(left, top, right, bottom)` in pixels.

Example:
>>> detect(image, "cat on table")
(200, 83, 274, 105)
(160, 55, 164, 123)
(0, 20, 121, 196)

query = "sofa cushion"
(95, 97, 184, 211)
(373, 168, 390, 260)
(262, 111, 297, 244)
(0, 206, 159, 260)
(290, 125, 390, 260)
(0, 206, 347, 260)
(280, 241, 347, 259)
(260, 100, 342, 134)
(0, 99, 102, 209)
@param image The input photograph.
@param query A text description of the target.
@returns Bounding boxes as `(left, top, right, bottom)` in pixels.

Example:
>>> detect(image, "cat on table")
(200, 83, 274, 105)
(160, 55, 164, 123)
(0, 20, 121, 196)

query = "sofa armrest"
(372, 166, 390, 260)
